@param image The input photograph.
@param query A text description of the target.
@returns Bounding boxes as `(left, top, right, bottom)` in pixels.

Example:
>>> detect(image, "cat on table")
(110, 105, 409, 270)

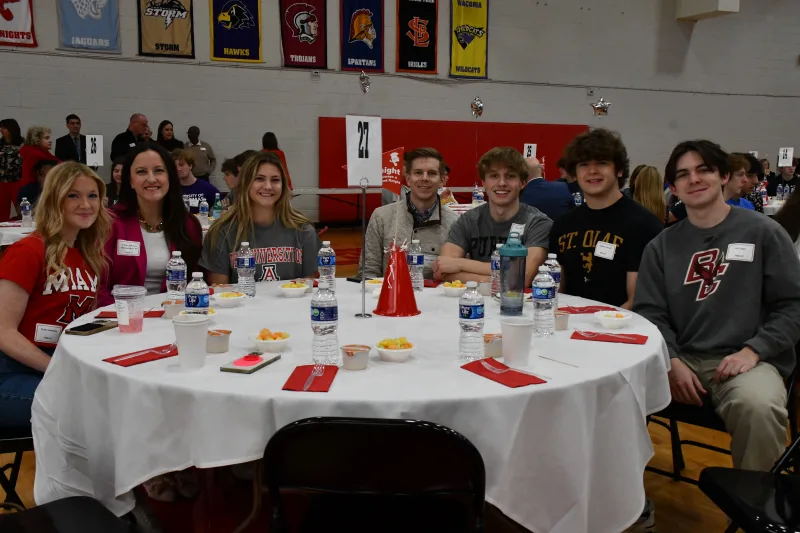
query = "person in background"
(234, 149, 259, 173)
(17, 160, 56, 207)
(556, 156, 583, 206)
(105, 157, 124, 207)
(54, 114, 86, 164)
(20, 126, 60, 188)
(184, 126, 216, 183)
(439, 164, 456, 206)
(0, 118, 24, 222)
(156, 120, 183, 152)
(724, 154, 755, 211)
(201, 151, 320, 284)
(110, 113, 148, 161)
(774, 182, 800, 257)
(141, 125, 154, 144)
(623, 164, 647, 199)
(520, 156, 573, 222)
(0, 162, 111, 428)
(172, 149, 220, 215)
(633, 166, 668, 223)
(739, 153, 763, 213)
(761, 158, 775, 183)
(261, 132, 293, 190)
(220, 158, 239, 207)
(767, 163, 798, 197)
(99, 144, 203, 306)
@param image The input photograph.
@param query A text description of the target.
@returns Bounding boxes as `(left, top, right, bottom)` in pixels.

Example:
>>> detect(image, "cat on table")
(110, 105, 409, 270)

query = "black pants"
(195, 174, 210, 182)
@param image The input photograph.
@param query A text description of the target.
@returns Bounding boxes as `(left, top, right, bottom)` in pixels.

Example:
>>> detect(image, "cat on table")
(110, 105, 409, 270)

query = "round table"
(763, 200, 784, 216)
(0, 224, 33, 246)
(32, 282, 671, 533)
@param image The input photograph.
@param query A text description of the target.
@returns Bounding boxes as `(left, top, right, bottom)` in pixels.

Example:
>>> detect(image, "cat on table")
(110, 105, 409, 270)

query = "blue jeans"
(0, 349, 51, 429)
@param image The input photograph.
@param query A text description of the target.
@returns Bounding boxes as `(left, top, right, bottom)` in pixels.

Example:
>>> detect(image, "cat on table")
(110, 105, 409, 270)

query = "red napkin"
(462, 358, 546, 388)
(103, 343, 178, 367)
(282, 365, 338, 392)
(96, 310, 165, 319)
(424, 279, 442, 288)
(570, 331, 648, 345)
(558, 305, 617, 315)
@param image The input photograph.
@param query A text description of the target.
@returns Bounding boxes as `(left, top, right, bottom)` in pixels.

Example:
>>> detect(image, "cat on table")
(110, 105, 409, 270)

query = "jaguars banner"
(396, 0, 437, 74)
(210, 0, 261, 62)
(450, 0, 487, 79)
(280, 0, 326, 69)
(58, 0, 120, 52)
(340, 0, 383, 72)
(138, 0, 194, 58)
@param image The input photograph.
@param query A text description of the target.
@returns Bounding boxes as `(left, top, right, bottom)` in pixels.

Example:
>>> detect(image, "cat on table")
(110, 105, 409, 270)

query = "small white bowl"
(213, 292, 246, 308)
(342, 344, 371, 370)
(253, 333, 291, 353)
(594, 310, 633, 329)
(280, 286, 308, 298)
(376, 346, 413, 363)
(442, 285, 467, 297)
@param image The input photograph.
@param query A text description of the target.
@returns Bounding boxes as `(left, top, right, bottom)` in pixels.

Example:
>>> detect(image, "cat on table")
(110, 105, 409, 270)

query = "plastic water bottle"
(184, 272, 210, 315)
(490, 244, 501, 298)
(458, 281, 485, 361)
(544, 253, 561, 308)
(407, 239, 424, 292)
(19, 197, 32, 228)
(198, 197, 209, 226)
(212, 193, 222, 220)
(236, 242, 256, 297)
(760, 184, 768, 205)
(533, 266, 556, 337)
(165, 251, 187, 300)
(472, 182, 484, 205)
(573, 192, 583, 206)
(777, 184, 784, 201)
(311, 282, 339, 366)
(318, 241, 336, 292)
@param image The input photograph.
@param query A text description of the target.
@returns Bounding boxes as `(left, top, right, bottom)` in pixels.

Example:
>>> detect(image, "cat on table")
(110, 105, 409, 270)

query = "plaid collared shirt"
(407, 195, 439, 227)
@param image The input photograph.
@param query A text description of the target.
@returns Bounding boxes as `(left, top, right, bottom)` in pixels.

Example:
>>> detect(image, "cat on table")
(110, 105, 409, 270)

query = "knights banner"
(450, 0, 487, 79)
(342, 147, 405, 195)
(210, 0, 262, 62)
(396, 0, 437, 74)
(0, 0, 37, 47)
(340, 0, 383, 72)
(279, 0, 326, 69)
(58, 0, 120, 52)
(138, 0, 195, 58)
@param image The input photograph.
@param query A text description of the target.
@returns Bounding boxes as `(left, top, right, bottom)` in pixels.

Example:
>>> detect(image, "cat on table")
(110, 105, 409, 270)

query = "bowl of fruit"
(254, 328, 291, 352)
(376, 337, 414, 363)
(213, 291, 246, 308)
(365, 278, 383, 290)
(442, 280, 467, 297)
(594, 310, 633, 330)
(280, 282, 309, 298)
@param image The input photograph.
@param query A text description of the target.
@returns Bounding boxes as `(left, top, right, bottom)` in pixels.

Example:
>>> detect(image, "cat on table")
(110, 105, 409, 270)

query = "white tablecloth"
(0, 224, 33, 246)
(763, 201, 784, 216)
(32, 283, 670, 533)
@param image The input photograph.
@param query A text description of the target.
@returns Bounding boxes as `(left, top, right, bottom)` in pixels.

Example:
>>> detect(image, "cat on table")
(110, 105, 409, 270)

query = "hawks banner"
(0, 0, 37, 47)
(396, 0, 437, 74)
(138, 0, 194, 58)
(340, 0, 383, 72)
(450, 0, 487, 79)
(57, 0, 120, 52)
(210, 0, 261, 62)
(279, 0, 326, 69)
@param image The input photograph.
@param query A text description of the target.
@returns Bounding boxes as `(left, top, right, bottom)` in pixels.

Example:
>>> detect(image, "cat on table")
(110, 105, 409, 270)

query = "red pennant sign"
(343, 146, 404, 194)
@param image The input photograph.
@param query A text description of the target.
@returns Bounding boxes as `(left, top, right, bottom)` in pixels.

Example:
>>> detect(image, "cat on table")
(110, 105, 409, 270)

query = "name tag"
(510, 223, 525, 238)
(117, 240, 141, 257)
(726, 243, 754, 262)
(200, 147, 206, 151)
(594, 241, 616, 260)
(35, 323, 62, 344)
(129, 142, 136, 147)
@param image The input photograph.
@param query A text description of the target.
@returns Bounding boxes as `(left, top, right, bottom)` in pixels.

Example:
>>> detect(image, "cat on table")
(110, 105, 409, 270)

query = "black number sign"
(90, 138, 97, 154)
(357, 121, 370, 159)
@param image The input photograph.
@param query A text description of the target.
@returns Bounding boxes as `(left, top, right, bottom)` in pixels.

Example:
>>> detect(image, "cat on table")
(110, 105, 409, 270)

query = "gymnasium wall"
(1, 0, 799, 222)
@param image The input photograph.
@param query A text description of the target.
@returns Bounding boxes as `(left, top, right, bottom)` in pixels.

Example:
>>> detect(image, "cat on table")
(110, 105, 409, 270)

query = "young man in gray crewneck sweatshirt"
(634, 140, 800, 471)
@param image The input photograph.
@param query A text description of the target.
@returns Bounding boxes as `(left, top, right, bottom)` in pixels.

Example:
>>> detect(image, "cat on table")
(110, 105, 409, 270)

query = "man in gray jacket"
(361, 147, 459, 279)
(634, 139, 800, 471)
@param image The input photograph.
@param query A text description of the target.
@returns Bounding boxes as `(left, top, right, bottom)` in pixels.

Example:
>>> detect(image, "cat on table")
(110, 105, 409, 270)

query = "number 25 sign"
(346, 115, 383, 187)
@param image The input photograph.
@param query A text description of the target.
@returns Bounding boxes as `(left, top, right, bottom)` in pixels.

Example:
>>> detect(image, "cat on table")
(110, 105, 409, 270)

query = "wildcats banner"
(450, 0, 487, 79)
(340, 0, 383, 72)
(58, 0, 120, 52)
(138, 0, 194, 58)
(396, 0, 437, 74)
(0, 0, 37, 47)
(210, 0, 262, 62)
(280, 0, 326, 69)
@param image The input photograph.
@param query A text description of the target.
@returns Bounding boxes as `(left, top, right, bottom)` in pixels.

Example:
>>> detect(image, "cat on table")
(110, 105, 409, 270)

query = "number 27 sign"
(345, 115, 383, 187)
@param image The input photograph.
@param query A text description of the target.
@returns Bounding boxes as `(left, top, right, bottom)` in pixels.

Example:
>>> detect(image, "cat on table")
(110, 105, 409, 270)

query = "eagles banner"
(280, 0, 326, 69)
(210, 0, 261, 62)
(58, 0, 120, 52)
(396, 0, 437, 74)
(138, 0, 194, 58)
(340, 0, 383, 72)
(0, 0, 36, 47)
(450, 0, 487, 79)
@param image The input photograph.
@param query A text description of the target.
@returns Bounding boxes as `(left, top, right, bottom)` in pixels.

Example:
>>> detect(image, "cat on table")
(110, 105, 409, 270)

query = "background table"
(0, 224, 33, 246)
(763, 200, 784, 216)
(32, 283, 670, 533)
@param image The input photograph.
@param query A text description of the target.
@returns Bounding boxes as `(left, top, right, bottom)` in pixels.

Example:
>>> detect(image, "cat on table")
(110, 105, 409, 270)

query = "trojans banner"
(137, 0, 194, 58)
(279, 0, 326, 69)
(0, 0, 36, 47)
(57, 0, 120, 52)
(396, 0, 437, 74)
(210, 0, 262, 62)
(340, 0, 383, 72)
(450, 0, 487, 79)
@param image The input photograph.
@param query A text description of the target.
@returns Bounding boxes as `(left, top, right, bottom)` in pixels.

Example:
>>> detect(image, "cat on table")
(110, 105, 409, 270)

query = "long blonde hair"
(208, 151, 311, 249)
(633, 166, 667, 223)
(34, 162, 112, 279)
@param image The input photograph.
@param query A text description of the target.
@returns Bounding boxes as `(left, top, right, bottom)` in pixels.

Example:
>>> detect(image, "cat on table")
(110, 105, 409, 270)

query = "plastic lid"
(323, 241, 331, 246)
(21, 197, 27, 201)
(412, 239, 420, 244)
(241, 242, 249, 246)
(499, 232, 528, 257)
(466, 281, 478, 288)
(318, 282, 329, 289)
(548, 253, 556, 258)
(111, 285, 146, 297)
(172, 251, 182, 257)
(496, 244, 503, 249)
(192, 272, 203, 278)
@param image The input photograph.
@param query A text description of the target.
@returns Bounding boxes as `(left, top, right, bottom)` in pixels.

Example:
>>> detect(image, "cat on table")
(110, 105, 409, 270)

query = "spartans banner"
(396, 0, 437, 74)
(450, 0, 487, 79)
(58, 0, 120, 52)
(210, 0, 262, 62)
(138, 0, 194, 58)
(340, 0, 383, 72)
(280, 0, 327, 69)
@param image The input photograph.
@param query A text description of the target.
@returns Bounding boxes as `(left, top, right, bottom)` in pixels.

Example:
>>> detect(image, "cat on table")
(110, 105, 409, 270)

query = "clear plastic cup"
(172, 314, 210, 371)
(111, 285, 147, 333)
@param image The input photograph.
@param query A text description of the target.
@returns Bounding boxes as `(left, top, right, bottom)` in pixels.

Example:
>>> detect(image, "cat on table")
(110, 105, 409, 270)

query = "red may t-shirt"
(0, 235, 97, 346)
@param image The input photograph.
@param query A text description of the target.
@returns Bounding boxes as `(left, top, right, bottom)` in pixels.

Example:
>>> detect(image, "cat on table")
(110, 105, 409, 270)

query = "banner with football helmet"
(137, 0, 194, 58)
(210, 0, 262, 62)
(396, 0, 437, 74)
(279, 0, 326, 68)
(340, 0, 383, 72)
(449, 0, 487, 79)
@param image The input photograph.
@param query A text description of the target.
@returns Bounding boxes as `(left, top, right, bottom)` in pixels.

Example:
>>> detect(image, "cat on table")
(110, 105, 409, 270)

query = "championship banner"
(340, 0, 383, 72)
(396, 0, 437, 74)
(138, 0, 194, 58)
(450, 0, 487, 79)
(0, 0, 37, 47)
(210, 0, 261, 62)
(58, 0, 120, 52)
(279, 0, 326, 69)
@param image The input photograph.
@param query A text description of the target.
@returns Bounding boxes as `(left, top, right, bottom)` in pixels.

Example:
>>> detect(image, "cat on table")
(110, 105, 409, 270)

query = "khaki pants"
(681, 353, 788, 471)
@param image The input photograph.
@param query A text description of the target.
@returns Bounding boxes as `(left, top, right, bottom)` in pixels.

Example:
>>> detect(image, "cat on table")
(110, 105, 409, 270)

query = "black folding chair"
(263, 417, 486, 533)
(0, 426, 34, 507)
(0, 496, 130, 532)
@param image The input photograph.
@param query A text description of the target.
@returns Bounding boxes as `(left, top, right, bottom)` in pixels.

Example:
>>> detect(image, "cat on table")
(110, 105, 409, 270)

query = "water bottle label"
(167, 269, 186, 282)
(318, 256, 336, 267)
(491, 258, 499, 271)
(311, 305, 338, 322)
(236, 257, 256, 269)
(550, 272, 561, 284)
(533, 287, 555, 300)
(459, 304, 484, 320)
(185, 294, 209, 308)
(407, 254, 424, 266)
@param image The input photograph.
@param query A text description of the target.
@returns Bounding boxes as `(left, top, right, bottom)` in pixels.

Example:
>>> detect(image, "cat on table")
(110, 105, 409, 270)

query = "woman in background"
(261, 132, 293, 190)
(774, 190, 800, 258)
(20, 126, 60, 189)
(633, 165, 667, 224)
(105, 157, 124, 207)
(156, 120, 183, 152)
(624, 164, 647, 198)
(0, 118, 24, 222)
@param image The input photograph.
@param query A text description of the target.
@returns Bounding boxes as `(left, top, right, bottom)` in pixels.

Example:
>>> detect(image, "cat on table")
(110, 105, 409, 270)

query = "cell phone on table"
(64, 320, 118, 336)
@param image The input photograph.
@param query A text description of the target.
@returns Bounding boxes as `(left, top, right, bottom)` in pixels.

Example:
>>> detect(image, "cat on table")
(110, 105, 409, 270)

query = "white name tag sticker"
(726, 243, 754, 262)
(510, 223, 525, 238)
(200, 147, 206, 151)
(594, 241, 616, 260)
(117, 240, 141, 257)
(35, 323, 62, 344)
(129, 142, 136, 147)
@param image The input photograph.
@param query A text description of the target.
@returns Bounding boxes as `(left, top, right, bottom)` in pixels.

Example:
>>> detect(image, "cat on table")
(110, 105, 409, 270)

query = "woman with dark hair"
(624, 164, 647, 198)
(98, 143, 203, 306)
(774, 192, 800, 257)
(156, 120, 183, 152)
(261, 131, 293, 190)
(0, 118, 24, 222)
(105, 157, 125, 207)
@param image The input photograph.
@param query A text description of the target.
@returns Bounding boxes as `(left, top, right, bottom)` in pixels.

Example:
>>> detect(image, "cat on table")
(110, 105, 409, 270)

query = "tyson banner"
(396, 0, 437, 74)
(210, 0, 262, 62)
(279, 0, 326, 69)
(138, 0, 194, 58)
(0, 0, 37, 47)
(340, 0, 383, 72)
(450, 0, 487, 79)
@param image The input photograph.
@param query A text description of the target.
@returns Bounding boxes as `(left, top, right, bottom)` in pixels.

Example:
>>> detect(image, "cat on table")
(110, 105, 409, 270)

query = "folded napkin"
(424, 279, 442, 288)
(282, 365, 339, 392)
(462, 358, 546, 388)
(0, 222, 21, 227)
(96, 310, 165, 319)
(570, 331, 648, 345)
(104, 343, 178, 367)
(558, 305, 617, 315)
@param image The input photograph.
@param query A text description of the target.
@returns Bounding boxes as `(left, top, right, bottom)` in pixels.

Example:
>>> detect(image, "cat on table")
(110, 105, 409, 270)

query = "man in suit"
(110, 113, 148, 161)
(520, 157, 573, 222)
(54, 114, 86, 164)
